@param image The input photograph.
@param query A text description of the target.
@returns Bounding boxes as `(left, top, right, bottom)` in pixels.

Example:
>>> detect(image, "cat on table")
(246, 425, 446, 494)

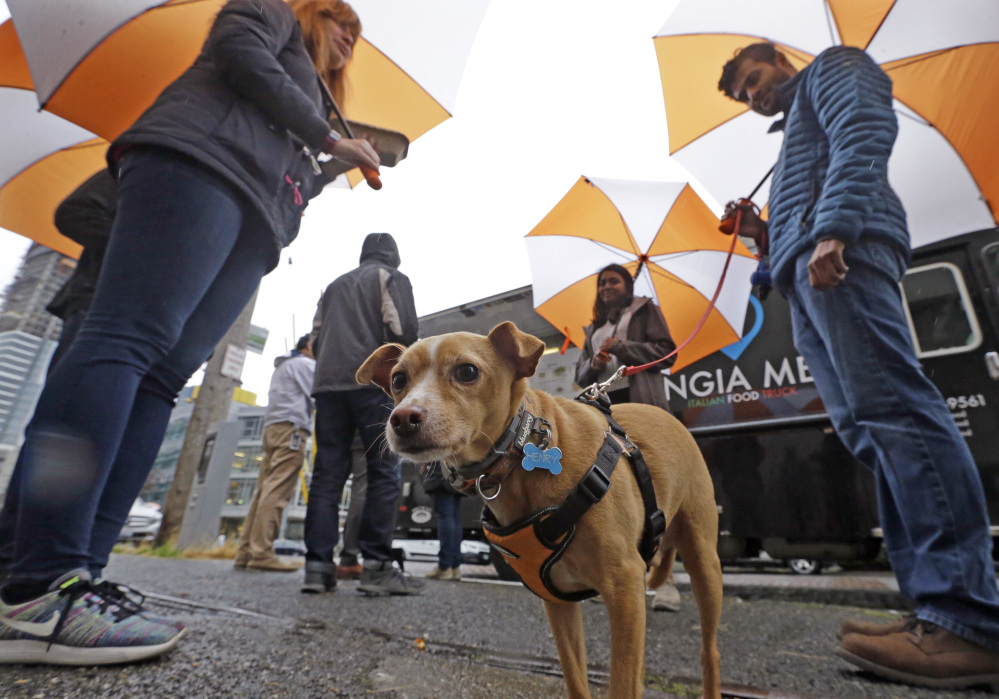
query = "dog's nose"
(390, 406, 426, 436)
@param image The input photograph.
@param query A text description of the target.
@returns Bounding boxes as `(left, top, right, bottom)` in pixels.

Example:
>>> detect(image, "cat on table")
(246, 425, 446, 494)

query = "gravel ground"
(0, 555, 993, 698)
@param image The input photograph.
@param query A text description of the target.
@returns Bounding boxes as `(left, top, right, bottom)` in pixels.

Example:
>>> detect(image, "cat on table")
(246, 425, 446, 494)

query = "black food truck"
(664, 227, 999, 571)
(393, 230, 999, 578)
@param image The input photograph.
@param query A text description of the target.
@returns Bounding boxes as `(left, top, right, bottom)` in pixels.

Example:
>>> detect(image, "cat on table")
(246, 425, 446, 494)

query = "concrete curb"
(715, 583, 912, 610)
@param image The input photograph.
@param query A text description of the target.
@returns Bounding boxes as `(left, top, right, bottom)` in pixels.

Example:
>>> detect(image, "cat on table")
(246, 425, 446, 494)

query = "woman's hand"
(598, 337, 617, 354)
(591, 351, 610, 371)
(326, 137, 382, 189)
(326, 137, 381, 171)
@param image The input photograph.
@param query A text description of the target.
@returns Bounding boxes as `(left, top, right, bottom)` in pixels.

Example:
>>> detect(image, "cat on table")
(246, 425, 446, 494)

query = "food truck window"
(982, 243, 999, 298)
(901, 263, 982, 357)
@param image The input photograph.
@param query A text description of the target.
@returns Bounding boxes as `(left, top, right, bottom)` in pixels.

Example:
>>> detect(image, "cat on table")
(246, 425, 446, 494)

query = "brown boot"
(336, 562, 364, 580)
(837, 621, 999, 689)
(247, 556, 299, 572)
(233, 551, 250, 569)
(838, 613, 916, 639)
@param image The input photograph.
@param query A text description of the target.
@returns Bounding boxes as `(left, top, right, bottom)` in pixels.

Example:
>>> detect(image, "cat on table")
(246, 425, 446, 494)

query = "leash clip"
(581, 366, 625, 402)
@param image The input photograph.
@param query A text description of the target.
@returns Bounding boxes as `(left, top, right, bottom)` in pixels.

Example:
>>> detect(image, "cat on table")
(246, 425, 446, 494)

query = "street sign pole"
(155, 287, 259, 548)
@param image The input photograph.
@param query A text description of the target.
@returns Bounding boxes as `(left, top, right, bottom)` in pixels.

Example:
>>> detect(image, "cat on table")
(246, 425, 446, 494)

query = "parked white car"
(117, 498, 163, 542)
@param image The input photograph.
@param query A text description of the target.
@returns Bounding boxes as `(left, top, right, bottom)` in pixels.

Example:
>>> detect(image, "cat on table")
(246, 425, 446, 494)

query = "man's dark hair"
(592, 263, 635, 328)
(718, 42, 779, 99)
(296, 334, 311, 351)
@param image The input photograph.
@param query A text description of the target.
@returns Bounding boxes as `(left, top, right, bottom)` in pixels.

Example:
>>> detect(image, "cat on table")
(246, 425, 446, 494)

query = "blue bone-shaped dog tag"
(522, 443, 562, 475)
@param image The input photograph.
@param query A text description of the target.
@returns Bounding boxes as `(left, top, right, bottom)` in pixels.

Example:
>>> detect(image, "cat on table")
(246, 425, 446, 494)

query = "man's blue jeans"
(305, 388, 401, 563)
(787, 238, 999, 652)
(0, 148, 271, 584)
(433, 491, 463, 569)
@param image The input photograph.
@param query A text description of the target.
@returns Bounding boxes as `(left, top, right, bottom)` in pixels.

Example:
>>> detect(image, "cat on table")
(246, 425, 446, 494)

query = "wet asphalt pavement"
(0, 554, 994, 699)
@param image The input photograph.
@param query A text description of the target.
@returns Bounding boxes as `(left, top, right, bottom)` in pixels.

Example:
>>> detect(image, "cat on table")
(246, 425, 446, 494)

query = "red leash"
(621, 207, 744, 376)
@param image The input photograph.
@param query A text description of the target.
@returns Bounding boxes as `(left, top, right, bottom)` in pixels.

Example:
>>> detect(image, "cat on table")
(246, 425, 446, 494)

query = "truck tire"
(490, 548, 522, 582)
(787, 558, 823, 575)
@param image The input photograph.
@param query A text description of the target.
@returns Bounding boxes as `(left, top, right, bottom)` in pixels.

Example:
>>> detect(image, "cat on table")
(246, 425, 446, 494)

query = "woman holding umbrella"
(574, 263, 683, 611)
(0, 0, 378, 666)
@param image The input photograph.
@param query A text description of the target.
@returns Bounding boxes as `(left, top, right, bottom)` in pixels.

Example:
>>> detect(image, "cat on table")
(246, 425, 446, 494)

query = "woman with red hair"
(0, 0, 375, 666)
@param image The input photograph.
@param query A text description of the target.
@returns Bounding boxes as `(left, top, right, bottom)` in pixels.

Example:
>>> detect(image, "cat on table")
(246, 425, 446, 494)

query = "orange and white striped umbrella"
(0, 21, 104, 258)
(525, 177, 759, 372)
(1, 0, 487, 251)
(654, 0, 999, 248)
(7, 0, 488, 147)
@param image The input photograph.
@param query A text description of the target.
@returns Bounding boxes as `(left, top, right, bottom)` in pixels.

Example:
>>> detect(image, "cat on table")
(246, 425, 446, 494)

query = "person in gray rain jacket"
(235, 335, 316, 572)
(302, 233, 421, 596)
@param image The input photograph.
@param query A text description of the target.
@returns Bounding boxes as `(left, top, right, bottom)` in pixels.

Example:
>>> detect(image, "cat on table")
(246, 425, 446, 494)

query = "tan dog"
(357, 322, 722, 699)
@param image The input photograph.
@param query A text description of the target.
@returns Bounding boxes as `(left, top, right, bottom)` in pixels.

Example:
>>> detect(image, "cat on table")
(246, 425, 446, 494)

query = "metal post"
(155, 287, 259, 547)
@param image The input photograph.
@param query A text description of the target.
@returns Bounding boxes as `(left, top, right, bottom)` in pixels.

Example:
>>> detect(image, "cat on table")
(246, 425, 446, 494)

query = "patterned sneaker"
(92, 580, 185, 632)
(0, 569, 185, 665)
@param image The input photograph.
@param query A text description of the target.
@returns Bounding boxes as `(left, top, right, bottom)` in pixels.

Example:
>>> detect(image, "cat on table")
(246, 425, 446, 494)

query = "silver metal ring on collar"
(476, 475, 501, 501)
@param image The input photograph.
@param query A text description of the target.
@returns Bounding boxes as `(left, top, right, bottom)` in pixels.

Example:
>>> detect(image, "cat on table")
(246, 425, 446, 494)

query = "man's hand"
(720, 200, 767, 246)
(808, 239, 849, 290)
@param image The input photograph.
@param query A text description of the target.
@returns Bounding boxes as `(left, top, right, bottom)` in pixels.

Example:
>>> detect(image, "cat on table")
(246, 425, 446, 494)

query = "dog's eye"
(390, 372, 408, 392)
(453, 363, 479, 384)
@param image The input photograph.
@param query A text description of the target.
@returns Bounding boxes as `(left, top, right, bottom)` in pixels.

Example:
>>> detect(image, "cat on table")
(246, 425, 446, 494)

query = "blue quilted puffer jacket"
(767, 46, 911, 294)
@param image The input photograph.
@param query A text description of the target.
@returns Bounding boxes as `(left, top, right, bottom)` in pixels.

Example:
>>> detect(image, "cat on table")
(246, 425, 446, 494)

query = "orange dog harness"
(482, 409, 665, 603)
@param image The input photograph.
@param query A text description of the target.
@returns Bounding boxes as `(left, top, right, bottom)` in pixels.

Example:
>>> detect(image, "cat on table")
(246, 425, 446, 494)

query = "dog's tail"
(645, 545, 674, 590)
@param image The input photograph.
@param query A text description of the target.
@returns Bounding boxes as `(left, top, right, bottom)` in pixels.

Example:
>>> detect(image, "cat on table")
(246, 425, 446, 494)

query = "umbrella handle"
(360, 166, 382, 190)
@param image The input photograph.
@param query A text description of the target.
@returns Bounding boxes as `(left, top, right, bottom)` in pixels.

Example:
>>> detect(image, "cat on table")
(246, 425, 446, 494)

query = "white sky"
(0, 0, 705, 401)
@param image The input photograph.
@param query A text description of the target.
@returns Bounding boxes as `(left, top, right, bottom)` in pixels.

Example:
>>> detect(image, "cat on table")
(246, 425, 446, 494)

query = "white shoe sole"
(0, 628, 186, 666)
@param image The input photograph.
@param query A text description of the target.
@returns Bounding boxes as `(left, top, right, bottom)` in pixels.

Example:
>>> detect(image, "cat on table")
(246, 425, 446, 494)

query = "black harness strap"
(572, 392, 667, 565)
(535, 434, 623, 548)
(605, 414, 666, 562)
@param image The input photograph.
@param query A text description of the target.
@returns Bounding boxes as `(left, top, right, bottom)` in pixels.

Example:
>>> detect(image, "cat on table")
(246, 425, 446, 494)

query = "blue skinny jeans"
(433, 490, 463, 569)
(0, 148, 271, 584)
(787, 238, 999, 652)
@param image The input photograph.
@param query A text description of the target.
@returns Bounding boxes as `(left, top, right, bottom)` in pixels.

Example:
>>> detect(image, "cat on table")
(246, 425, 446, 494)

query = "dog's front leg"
(601, 561, 648, 698)
(543, 599, 591, 698)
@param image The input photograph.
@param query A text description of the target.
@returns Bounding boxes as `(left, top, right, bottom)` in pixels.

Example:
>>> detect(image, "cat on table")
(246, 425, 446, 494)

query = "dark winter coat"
(574, 296, 676, 410)
(311, 234, 419, 394)
(46, 169, 116, 319)
(767, 46, 910, 293)
(111, 0, 334, 268)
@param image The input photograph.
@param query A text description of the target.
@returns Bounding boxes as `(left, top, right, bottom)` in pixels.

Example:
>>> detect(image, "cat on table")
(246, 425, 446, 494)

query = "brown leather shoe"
(838, 613, 915, 639)
(837, 621, 999, 690)
(233, 552, 250, 569)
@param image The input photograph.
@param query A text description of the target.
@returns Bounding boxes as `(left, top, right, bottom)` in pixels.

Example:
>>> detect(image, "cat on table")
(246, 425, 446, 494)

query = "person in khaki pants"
(235, 335, 316, 572)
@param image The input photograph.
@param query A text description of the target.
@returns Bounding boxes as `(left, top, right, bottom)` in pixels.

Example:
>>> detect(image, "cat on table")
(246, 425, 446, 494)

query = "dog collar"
(444, 404, 552, 492)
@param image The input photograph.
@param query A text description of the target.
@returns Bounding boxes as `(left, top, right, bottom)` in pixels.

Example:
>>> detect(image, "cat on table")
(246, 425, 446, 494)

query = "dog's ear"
(487, 321, 545, 380)
(356, 344, 405, 394)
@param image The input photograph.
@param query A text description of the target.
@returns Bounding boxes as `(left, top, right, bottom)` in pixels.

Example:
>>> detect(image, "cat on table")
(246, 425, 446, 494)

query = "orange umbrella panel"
(526, 176, 760, 373)
(654, 0, 999, 248)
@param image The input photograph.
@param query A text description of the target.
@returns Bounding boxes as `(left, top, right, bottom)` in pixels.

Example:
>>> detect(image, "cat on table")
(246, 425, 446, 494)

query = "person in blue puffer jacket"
(718, 43, 999, 689)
